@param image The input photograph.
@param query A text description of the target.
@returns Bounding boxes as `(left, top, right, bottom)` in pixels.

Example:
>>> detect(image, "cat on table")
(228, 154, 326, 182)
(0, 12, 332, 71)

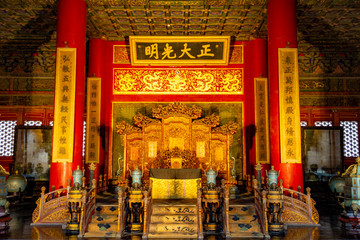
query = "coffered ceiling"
(0, 0, 359, 53)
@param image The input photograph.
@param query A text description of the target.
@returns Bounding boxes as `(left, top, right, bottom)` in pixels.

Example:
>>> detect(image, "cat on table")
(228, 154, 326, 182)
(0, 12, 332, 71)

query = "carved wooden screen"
(115, 102, 239, 183)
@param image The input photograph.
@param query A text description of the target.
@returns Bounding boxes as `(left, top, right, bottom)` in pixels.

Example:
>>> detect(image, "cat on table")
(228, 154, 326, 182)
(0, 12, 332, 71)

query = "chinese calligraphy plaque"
(278, 48, 301, 164)
(52, 48, 77, 163)
(129, 36, 230, 66)
(86, 77, 101, 164)
(254, 78, 270, 164)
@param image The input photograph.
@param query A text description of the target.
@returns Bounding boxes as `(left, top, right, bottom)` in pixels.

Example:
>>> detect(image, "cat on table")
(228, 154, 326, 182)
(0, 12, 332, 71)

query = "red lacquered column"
(50, 0, 87, 189)
(252, 38, 270, 177)
(85, 39, 107, 183)
(268, 0, 303, 190)
(244, 39, 268, 176)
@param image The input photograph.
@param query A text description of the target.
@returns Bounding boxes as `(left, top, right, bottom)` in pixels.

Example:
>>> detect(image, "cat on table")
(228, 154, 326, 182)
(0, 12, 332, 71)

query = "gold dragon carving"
(212, 121, 238, 135)
(193, 113, 220, 128)
(116, 120, 142, 134)
(152, 102, 202, 119)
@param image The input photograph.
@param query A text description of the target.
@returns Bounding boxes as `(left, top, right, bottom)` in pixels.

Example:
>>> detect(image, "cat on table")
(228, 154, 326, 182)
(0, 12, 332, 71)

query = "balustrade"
(246, 172, 319, 232)
(31, 185, 70, 226)
(142, 181, 152, 239)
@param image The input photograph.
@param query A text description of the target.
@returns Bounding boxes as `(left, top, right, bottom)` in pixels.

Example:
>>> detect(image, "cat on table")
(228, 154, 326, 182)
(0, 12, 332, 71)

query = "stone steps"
(148, 200, 198, 239)
(83, 204, 119, 238)
(228, 204, 264, 238)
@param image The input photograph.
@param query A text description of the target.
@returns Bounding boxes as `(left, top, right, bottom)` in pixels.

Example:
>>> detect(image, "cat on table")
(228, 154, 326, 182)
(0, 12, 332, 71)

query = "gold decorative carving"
(152, 147, 200, 169)
(133, 113, 161, 128)
(212, 121, 238, 135)
(116, 120, 142, 135)
(113, 68, 244, 94)
(43, 209, 70, 223)
(229, 45, 244, 64)
(32, 203, 40, 223)
(0, 165, 9, 175)
(193, 113, 220, 127)
(114, 102, 240, 182)
(113, 45, 130, 64)
(282, 209, 309, 223)
(152, 102, 202, 119)
(310, 198, 319, 224)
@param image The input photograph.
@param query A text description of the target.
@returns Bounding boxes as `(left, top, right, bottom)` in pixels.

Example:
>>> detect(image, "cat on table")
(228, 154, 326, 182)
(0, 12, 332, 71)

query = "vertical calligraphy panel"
(52, 48, 77, 163)
(278, 48, 301, 163)
(85, 77, 101, 164)
(254, 78, 270, 164)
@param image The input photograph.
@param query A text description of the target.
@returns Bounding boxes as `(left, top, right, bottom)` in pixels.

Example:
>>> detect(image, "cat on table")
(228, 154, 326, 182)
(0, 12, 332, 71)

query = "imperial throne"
(115, 102, 239, 193)
(115, 102, 238, 237)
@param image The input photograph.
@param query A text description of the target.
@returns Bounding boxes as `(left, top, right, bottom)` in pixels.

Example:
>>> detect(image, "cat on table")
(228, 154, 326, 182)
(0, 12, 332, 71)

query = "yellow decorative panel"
(52, 48, 76, 163)
(196, 141, 206, 158)
(85, 77, 101, 164)
(151, 178, 199, 199)
(130, 146, 139, 161)
(215, 146, 224, 162)
(113, 68, 243, 95)
(169, 137, 185, 150)
(163, 116, 191, 124)
(254, 78, 270, 164)
(151, 178, 174, 199)
(148, 141, 157, 158)
(165, 122, 189, 150)
(278, 48, 302, 164)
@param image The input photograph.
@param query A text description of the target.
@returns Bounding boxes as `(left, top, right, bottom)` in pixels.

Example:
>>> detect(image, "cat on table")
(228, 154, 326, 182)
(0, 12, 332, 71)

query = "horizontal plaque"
(129, 36, 230, 66)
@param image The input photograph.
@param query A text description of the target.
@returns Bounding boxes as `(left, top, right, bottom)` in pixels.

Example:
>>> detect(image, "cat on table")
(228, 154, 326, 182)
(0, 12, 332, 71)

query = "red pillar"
(86, 39, 107, 183)
(244, 39, 268, 175)
(50, 0, 87, 189)
(252, 39, 270, 177)
(268, 0, 303, 190)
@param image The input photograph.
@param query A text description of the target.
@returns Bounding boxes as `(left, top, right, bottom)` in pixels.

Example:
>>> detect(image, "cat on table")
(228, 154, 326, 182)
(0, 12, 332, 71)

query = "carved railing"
(246, 173, 320, 227)
(224, 188, 230, 238)
(254, 184, 269, 238)
(142, 181, 152, 239)
(282, 187, 319, 225)
(79, 179, 97, 237)
(98, 174, 108, 192)
(31, 186, 70, 225)
(197, 180, 204, 239)
(217, 179, 230, 238)
(116, 188, 126, 238)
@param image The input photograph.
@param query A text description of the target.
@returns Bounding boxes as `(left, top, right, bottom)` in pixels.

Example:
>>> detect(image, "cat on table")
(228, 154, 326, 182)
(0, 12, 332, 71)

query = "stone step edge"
(148, 232, 198, 238)
(151, 213, 197, 216)
(229, 233, 264, 238)
(83, 232, 118, 238)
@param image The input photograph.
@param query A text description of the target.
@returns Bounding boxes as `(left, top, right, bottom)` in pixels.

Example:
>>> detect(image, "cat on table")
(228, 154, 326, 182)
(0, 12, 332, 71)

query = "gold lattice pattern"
(311, 198, 319, 224)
